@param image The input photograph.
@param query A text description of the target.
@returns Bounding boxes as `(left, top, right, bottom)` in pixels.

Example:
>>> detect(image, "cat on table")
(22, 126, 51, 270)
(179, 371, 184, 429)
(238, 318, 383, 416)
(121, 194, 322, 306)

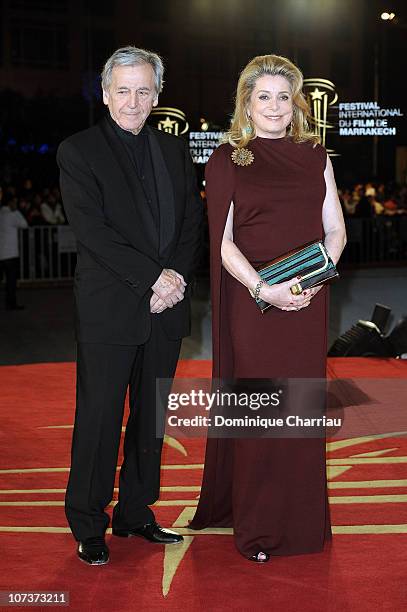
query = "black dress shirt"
(108, 115, 160, 230)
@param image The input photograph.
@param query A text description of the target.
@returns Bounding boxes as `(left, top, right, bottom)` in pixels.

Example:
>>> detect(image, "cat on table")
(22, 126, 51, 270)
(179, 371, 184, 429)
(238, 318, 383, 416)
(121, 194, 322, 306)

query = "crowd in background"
(1, 175, 407, 226)
(338, 182, 407, 217)
(0, 179, 66, 226)
(1, 172, 407, 296)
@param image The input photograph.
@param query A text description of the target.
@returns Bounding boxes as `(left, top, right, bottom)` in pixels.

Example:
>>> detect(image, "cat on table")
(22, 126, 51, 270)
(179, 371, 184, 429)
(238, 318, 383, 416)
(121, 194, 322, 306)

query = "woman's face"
(247, 74, 293, 139)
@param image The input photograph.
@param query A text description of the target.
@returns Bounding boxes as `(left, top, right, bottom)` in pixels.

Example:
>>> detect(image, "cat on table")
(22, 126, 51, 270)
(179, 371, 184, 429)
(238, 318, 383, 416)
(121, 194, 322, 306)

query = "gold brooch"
(231, 148, 254, 166)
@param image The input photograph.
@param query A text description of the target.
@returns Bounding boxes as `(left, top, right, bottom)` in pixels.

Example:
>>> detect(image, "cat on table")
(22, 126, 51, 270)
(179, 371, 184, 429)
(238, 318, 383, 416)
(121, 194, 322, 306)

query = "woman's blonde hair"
(223, 54, 319, 148)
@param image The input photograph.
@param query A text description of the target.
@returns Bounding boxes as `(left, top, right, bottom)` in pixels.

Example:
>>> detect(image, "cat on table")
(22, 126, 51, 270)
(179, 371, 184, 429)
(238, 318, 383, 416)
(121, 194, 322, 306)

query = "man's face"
(103, 63, 158, 134)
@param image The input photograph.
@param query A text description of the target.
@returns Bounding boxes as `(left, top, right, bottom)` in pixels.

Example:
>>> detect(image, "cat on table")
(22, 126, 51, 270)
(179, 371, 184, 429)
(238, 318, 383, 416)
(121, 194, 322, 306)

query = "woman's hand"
(258, 277, 317, 311)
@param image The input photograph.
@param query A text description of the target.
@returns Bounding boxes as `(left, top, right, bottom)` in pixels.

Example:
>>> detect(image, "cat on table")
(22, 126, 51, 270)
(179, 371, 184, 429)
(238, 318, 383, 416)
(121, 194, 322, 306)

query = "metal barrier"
(18, 226, 77, 282)
(13, 218, 407, 284)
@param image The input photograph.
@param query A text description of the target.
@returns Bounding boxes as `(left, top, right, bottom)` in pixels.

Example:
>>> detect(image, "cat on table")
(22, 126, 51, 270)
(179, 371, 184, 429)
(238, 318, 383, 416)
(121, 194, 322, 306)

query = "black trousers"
(65, 317, 181, 541)
(0, 257, 19, 308)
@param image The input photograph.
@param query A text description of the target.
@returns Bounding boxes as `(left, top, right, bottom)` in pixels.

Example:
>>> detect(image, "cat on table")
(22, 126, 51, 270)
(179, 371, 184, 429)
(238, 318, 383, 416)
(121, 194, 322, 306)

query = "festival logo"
(303, 78, 339, 156)
(150, 107, 189, 135)
(338, 101, 402, 136)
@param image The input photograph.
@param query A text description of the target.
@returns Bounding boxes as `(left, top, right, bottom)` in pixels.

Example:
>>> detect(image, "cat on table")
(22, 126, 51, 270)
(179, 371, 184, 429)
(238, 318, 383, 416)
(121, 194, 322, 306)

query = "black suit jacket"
(57, 117, 202, 344)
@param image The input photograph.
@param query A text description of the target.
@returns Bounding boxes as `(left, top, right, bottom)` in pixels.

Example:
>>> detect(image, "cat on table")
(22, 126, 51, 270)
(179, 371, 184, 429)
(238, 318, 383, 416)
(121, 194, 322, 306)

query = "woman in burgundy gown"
(190, 55, 346, 562)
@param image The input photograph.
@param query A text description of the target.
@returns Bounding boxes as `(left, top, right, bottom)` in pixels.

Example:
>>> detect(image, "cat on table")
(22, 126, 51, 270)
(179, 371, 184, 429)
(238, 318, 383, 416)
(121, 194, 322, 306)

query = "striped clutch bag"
(252, 240, 338, 313)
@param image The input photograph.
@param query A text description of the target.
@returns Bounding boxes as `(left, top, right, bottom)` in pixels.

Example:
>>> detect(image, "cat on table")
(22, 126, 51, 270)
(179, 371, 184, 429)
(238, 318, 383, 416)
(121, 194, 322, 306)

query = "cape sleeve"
(205, 143, 236, 379)
(189, 144, 237, 530)
(313, 142, 328, 170)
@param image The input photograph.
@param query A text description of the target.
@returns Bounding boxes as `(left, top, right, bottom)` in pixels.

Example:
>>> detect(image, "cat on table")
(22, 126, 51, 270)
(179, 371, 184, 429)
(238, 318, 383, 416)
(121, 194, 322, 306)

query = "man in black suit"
(57, 46, 202, 565)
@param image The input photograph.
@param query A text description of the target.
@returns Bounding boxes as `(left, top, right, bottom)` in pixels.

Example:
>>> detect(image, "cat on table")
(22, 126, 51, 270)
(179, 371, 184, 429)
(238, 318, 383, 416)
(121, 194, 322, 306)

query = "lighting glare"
(200, 117, 209, 131)
(381, 11, 396, 20)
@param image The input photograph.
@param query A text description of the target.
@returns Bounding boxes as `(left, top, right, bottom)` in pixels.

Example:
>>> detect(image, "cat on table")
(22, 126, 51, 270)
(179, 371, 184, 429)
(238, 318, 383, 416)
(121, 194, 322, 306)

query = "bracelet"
(249, 279, 264, 301)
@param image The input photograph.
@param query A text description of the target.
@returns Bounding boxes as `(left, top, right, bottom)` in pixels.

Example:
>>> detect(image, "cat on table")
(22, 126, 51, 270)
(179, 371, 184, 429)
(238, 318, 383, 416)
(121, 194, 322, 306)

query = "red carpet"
(0, 358, 407, 611)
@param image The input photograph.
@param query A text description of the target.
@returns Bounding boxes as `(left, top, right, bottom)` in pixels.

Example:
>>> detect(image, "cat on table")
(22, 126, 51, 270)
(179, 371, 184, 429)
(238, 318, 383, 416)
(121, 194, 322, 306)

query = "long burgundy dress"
(189, 136, 332, 558)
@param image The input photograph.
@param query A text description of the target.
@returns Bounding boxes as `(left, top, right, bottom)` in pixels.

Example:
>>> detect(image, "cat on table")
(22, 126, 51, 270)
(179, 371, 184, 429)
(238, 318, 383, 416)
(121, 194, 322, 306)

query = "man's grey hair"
(101, 46, 164, 94)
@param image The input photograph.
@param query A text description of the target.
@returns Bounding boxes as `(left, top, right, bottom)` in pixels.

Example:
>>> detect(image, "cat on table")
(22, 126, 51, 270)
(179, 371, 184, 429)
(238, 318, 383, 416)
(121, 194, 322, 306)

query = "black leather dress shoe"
(112, 521, 183, 544)
(77, 537, 109, 565)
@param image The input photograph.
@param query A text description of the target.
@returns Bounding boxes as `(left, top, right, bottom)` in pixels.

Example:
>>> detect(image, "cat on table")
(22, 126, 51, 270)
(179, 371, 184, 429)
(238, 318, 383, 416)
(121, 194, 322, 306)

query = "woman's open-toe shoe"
(248, 551, 270, 563)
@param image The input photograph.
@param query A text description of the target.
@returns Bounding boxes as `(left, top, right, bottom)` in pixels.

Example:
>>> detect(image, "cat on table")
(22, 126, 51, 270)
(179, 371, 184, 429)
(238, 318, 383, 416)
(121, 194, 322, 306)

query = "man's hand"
(150, 293, 167, 314)
(151, 269, 186, 309)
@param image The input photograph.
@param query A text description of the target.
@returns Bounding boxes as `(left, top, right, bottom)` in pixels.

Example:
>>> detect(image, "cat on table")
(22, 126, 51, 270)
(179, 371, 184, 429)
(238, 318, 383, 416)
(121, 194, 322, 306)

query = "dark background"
(0, 1, 406, 364)
(0, 0, 406, 187)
